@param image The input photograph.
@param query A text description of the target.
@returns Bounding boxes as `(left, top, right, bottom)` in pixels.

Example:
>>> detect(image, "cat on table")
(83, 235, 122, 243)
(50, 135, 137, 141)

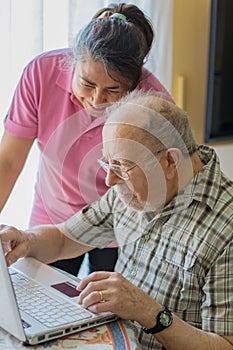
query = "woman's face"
(72, 58, 131, 117)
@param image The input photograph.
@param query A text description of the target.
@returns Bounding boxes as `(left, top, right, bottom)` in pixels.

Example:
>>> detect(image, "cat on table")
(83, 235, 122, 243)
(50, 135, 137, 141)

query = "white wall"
(214, 145, 233, 179)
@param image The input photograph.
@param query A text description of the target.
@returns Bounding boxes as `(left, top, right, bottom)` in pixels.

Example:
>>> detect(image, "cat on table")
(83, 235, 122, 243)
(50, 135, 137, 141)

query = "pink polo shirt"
(5, 48, 174, 227)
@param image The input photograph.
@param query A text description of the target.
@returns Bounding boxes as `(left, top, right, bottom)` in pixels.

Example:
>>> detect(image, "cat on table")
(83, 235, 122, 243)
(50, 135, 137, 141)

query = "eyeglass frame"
(97, 149, 165, 181)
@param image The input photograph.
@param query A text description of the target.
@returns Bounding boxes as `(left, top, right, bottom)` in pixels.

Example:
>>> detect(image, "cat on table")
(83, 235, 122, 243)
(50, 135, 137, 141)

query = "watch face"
(160, 312, 172, 327)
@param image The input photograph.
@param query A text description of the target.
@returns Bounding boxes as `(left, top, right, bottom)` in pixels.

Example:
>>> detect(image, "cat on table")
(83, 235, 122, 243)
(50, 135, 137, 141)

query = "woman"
(0, 3, 174, 275)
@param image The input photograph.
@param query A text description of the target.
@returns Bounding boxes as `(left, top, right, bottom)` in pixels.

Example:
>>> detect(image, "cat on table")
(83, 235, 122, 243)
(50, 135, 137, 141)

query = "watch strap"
(142, 305, 173, 334)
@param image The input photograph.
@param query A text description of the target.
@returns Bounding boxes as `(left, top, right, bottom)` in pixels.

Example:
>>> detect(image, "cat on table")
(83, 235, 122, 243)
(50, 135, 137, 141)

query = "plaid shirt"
(64, 145, 233, 350)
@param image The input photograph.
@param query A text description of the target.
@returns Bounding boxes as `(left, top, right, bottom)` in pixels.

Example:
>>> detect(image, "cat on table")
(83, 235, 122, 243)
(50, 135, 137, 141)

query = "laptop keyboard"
(10, 271, 92, 328)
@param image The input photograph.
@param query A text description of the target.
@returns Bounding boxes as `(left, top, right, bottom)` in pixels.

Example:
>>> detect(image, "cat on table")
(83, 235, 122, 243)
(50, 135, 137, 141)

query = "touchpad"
(51, 281, 80, 297)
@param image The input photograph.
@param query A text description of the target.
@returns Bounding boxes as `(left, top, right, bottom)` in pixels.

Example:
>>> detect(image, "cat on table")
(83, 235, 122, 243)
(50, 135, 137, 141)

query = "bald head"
(104, 90, 197, 156)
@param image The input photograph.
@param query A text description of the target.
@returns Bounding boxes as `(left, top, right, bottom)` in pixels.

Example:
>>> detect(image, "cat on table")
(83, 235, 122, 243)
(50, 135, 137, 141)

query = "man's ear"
(164, 148, 182, 180)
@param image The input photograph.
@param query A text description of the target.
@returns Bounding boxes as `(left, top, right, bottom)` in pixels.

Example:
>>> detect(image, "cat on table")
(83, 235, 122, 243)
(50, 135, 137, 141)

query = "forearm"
(25, 224, 94, 263)
(0, 168, 21, 212)
(0, 133, 34, 212)
(76, 272, 232, 349)
(155, 313, 232, 350)
(0, 132, 34, 212)
(0, 223, 94, 266)
(24, 225, 64, 263)
(139, 300, 232, 350)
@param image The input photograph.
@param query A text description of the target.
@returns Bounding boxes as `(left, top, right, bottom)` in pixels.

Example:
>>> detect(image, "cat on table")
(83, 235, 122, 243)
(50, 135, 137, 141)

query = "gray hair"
(72, 3, 154, 90)
(105, 90, 197, 156)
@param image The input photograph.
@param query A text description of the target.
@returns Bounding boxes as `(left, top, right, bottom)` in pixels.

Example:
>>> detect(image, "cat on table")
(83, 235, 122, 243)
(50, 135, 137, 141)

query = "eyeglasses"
(97, 149, 165, 181)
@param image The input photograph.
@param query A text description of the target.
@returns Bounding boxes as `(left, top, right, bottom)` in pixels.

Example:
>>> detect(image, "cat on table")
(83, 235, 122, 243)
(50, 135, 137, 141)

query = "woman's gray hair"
(105, 90, 197, 156)
(72, 3, 154, 90)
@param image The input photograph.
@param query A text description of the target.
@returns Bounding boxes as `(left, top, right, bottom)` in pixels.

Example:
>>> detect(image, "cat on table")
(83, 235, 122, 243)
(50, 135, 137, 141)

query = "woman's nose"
(92, 88, 106, 106)
(105, 169, 123, 187)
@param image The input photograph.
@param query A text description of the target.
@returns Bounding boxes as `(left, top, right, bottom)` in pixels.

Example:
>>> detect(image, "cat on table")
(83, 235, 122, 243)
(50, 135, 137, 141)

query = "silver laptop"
(0, 240, 117, 345)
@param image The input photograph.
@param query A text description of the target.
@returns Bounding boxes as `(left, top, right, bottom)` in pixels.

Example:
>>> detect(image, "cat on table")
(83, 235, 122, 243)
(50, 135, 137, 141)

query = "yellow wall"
(172, 0, 211, 143)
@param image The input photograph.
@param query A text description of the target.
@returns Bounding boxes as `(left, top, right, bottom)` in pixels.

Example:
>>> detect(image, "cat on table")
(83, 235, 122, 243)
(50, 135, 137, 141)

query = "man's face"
(102, 124, 167, 212)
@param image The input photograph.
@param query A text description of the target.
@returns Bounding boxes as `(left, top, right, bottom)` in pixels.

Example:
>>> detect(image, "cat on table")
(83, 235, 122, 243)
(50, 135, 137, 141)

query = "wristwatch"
(142, 305, 173, 334)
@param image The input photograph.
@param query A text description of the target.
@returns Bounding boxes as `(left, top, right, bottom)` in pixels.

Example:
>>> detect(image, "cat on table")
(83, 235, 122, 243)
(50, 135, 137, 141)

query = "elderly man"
(1, 91, 232, 350)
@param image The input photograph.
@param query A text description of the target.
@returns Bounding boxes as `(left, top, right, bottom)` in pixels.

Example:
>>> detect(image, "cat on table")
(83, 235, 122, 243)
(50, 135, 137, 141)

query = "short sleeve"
(4, 58, 40, 139)
(64, 189, 116, 248)
(202, 241, 233, 335)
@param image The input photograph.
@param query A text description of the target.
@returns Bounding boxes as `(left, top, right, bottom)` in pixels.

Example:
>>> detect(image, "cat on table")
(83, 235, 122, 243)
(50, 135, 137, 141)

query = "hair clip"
(110, 13, 127, 21)
(98, 10, 112, 19)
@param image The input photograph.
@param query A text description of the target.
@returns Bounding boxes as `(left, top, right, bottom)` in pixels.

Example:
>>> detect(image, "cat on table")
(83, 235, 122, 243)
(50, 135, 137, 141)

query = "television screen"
(205, 0, 233, 142)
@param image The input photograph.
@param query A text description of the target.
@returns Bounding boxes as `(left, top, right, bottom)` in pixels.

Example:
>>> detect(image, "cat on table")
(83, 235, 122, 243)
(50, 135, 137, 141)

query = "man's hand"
(0, 224, 30, 265)
(0, 223, 94, 265)
(77, 271, 159, 327)
(77, 271, 233, 350)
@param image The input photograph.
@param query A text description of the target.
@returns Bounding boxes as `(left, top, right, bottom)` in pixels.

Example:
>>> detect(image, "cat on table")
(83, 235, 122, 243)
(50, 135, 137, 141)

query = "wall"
(172, 0, 233, 179)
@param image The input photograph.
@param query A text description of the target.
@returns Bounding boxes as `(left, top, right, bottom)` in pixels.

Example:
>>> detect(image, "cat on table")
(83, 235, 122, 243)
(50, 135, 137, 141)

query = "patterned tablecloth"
(0, 320, 140, 350)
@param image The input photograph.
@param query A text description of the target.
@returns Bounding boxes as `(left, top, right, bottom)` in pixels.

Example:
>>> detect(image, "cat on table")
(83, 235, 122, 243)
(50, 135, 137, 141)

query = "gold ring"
(98, 290, 104, 302)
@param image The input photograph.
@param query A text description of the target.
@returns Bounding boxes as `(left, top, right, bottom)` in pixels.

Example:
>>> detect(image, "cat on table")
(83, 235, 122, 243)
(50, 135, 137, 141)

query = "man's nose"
(105, 169, 123, 187)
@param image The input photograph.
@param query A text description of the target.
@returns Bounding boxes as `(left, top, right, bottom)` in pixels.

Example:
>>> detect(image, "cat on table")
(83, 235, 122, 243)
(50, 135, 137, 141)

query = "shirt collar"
(56, 68, 73, 93)
(147, 145, 222, 221)
(187, 144, 222, 210)
(164, 145, 221, 214)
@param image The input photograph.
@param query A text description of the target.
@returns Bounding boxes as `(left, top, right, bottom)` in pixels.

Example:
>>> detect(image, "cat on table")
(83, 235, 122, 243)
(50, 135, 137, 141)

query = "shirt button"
(131, 269, 136, 277)
(144, 234, 150, 241)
